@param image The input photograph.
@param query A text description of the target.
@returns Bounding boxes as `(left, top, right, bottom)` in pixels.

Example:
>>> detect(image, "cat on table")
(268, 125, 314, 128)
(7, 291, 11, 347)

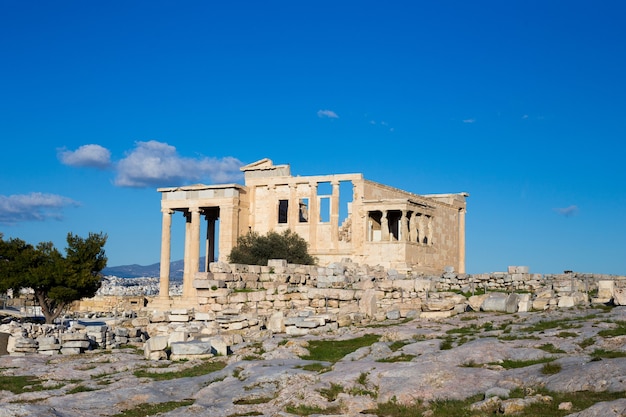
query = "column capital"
(161, 208, 174, 215)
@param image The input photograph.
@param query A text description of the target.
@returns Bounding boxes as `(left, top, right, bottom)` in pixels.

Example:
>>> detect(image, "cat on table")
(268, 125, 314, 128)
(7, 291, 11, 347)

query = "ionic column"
(186, 207, 202, 297)
(458, 208, 466, 273)
(205, 214, 216, 271)
(158, 208, 173, 299)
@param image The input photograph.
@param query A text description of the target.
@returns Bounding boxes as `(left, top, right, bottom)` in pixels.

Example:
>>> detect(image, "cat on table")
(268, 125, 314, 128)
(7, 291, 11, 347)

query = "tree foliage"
(228, 229, 315, 266)
(0, 232, 107, 324)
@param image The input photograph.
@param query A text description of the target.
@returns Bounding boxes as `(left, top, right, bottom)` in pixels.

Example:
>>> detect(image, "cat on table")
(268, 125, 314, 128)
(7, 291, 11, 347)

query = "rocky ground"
(1, 306, 626, 417)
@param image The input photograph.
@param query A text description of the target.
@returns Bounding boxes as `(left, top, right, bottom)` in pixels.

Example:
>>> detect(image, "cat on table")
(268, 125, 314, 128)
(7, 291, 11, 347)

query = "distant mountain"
(102, 258, 207, 279)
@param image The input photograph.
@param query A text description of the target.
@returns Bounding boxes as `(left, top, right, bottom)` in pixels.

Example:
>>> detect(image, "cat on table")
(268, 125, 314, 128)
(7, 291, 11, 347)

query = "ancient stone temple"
(156, 158, 468, 299)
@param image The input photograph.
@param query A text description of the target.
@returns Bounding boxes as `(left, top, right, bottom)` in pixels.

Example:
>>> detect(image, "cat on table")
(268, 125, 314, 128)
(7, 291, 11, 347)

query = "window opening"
(299, 198, 309, 222)
(317, 181, 331, 223)
(278, 200, 288, 223)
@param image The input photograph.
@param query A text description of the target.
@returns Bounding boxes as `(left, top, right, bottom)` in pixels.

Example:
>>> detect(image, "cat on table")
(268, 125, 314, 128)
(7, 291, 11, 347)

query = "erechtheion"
(156, 158, 468, 300)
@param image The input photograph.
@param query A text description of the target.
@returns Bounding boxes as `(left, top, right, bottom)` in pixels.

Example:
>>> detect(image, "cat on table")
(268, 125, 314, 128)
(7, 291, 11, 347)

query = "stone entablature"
(156, 158, 468, 303)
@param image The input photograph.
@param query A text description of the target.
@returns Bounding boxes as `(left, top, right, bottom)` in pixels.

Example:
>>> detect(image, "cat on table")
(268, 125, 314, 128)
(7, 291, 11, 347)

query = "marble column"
(183, 207, 201, 298)
(158, 208, 173, 299)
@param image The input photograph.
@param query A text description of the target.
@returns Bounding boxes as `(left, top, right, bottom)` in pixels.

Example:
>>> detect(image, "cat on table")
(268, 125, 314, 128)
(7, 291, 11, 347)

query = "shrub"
(228, 230, 315, 266)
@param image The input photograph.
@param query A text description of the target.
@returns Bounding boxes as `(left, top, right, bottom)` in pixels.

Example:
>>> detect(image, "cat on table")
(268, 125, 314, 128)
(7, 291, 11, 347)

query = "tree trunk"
(33, 290, 67, 324)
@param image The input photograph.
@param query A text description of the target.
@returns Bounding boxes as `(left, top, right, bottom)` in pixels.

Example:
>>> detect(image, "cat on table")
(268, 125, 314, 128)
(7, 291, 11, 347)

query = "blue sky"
(1, 1, 625, 275)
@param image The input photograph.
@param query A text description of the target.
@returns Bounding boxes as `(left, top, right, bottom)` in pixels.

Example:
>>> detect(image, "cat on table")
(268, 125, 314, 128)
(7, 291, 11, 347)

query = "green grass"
(285, 404, 341, 415)
(318, 383, 344, 401)
(66, 385, 97, 394)
(591, 349, 626, 359)
(578, 338, 595, 349)
(541, 362, 562, 375)
(111, 400, 194, 417)
(376, 353, 416, 363)
(133, 359, 226, 381)
(557, 331, 578, 338)
(233, 396, 275, 405)
(520, 319, 582, 333)
(538, 343, 566, 354)
(493, 357, 556, 369)
(300, 334, 380, 362)
(0, 374, 49, 394)
(388, 340, 411, 352)
(363, 388, 626, 417)
(598, 321, 626, 337)
(439, 336, 453, 350)
(297, 362, 332, 373)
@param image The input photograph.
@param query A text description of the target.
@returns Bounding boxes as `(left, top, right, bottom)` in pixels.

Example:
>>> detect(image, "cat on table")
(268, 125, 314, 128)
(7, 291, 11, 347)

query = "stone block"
(481, 293, 507, 312)
(168, 314, 190, 322)
(168, 331, 189, 344)
(62, 341, 90, 349)
(597, 280, 614, 300)
(207, 336, 230, 356)
(614, 288, 626, 306)
(61, 347, 82, 355)
(285, 326, 310, 336)
(268, 259, 288, 268)
(144, 335, 168, 352)
(170, 340, 212, 355)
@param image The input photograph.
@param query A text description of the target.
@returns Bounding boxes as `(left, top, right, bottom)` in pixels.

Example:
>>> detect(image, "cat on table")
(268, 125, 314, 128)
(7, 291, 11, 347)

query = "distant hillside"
(102, 258, 207, 279)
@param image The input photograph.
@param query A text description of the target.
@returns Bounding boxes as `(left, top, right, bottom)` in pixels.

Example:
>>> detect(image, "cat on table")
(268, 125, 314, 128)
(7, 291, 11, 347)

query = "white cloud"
(317, 109, 339, 119)
(0, 193, 80, 225)
(554, 205, 579, 217)
(463, 118, 476, 124)
(58, 144, 112, 169)
(114, 141, 244, 188)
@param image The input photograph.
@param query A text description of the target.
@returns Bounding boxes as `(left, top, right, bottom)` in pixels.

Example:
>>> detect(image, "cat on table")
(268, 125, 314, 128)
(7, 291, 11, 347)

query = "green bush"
(228, 230, 315, 266)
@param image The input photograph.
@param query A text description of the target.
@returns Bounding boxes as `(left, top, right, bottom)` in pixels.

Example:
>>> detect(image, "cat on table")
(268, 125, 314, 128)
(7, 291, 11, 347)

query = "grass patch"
(376, 353, 416, 363)
(499, 334, 541, 341)
(297, 362, 332, 373)
(0, 374, 49, 394)
(66, 385, 97, 394)
(493, 357, 555, 369)
(538, 343, 566, 354)
(591, 349, 626, 359)
(133, 359, 226, 381)
(300, 334, 380, 362)
(578, 338, 595, 349)
(439, 336, 453, 350)
(388, 340, 411, 352)
(598, 321, 626, 338)
(227, 413, 263, 417)
(112, 400, 194, 417)
(233, 396, 275, 405)
(285, 404, 341, 416)
(520, 319, 582, 333)
(541, 362, 562, 375)
(318, 383, 344, 401)
(557, 331, 578, 338)
(365, 317, 413, 328)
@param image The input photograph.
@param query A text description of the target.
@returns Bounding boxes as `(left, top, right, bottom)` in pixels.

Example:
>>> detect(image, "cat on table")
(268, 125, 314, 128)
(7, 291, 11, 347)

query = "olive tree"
(228, 229, 315, 266)
(0, 232, 107, 324)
